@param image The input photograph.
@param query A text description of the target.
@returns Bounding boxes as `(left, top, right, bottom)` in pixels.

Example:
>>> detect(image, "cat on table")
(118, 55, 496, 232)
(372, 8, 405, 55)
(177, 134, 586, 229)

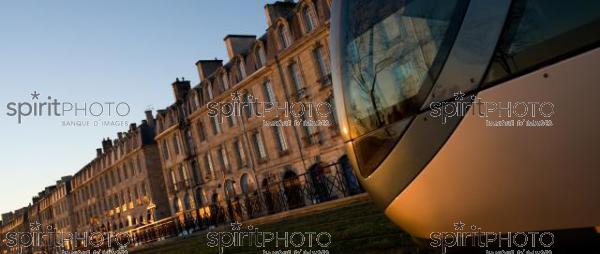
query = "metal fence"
(113, 161, 362, 249)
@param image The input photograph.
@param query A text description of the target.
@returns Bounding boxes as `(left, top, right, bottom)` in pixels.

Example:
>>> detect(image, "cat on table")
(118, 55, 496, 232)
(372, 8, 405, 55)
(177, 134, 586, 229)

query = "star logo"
(30, 221, 42, 231)
(231, 91, 242, 101)
(31, 91, 40, 100)
(230, 221, 242, 231)
(453, 221, 465, 231)
(453, 91, 465, 101)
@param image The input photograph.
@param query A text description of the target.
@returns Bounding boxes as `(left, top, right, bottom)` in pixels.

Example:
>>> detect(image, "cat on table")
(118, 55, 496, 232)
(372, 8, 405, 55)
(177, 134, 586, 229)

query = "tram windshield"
(339, 0, 468, 139)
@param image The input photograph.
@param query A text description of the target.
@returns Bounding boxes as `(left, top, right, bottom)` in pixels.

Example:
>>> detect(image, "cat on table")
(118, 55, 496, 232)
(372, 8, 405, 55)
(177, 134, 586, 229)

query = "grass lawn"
(131, 199, 423, 254)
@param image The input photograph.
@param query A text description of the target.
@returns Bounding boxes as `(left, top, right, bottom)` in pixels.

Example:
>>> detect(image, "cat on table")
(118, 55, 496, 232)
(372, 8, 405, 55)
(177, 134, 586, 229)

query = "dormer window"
(207, 82, 214, 100)
(194, 92, 200, 108)
(237, 58, 246, 81)
(221, 73, 229, 90)
(255, 45, 266, 68)
(302, 5, 318, 32)
(278, 23, 292, 49)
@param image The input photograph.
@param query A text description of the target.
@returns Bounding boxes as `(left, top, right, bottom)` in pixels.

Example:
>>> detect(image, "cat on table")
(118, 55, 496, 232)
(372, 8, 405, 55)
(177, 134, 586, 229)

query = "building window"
(256, 46, 266, 68)
(301, 114, 318, 144)
(278, 23, 292, 49)
(162, 141, 170, 160)
(253, 131, 267, 160)
(238, 58, 246, 81)
(137, 155, 143, 173)
(111, 170, 117, 185)
(219, 146, 230, 172)
(211, 116, 221, 135)
(204, 152, 215, 179)
(244, 91, 255, 117)
(123, 164, 129, 179)
(227, 113, 235, 127)
(273, 124, 289, 152)
(207, 82, 214, 100)
(327, 96, 338, 126)
(129, 161, 135, 176)
(172, 135, 180, 155)
(194, 92, 201, 108)
(288, 62, 304, 93)
(221, 73, 229, 90)
(142, 181, 148, 197)
(233, 139, 246, 168)
(302, 5, 318, 32)
(191, 160, 200, 184)
(170, 169, 177, 191)
(263, 80, 275, 103)
(196, 121, 206, 142)
(116, 168, 122, 182)
(313, 46, 331, 77)
(180, 165, 189, 183)
(185, 129, 194, 153)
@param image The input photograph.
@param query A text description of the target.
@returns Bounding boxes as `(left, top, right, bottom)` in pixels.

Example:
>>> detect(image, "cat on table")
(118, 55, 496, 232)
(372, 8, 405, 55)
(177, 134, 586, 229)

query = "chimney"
(172, 78, 191, 102)
(129, 123, 137, 131)
(265, 1, 296, 26)
(96, 148, 102, 157)
(145, 110, 154, 127)
(195, 59, 223, 81)
(102, 138, 113, 152)
(223, 35, 257, 59)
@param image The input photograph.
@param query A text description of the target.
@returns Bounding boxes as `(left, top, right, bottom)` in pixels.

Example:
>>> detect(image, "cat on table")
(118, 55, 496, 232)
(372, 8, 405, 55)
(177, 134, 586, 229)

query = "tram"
(330, 0, 600, 246)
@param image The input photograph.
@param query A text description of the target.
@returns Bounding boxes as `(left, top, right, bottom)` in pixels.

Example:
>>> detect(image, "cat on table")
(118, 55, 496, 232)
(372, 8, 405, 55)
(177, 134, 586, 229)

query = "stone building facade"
(69, 115, 170, 237)
(0, 208, 30, 254)
(1, 0, 362, 251)
(154, 0, 350, 226)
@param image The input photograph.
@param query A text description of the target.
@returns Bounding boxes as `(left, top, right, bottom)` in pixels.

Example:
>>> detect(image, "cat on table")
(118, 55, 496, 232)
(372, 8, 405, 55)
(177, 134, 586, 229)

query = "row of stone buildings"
(1, 0, 357, 253)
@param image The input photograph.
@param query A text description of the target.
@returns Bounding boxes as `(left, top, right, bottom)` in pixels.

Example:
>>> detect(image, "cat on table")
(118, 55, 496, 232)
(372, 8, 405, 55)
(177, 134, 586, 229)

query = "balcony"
(292, 87, 308, 101)
(318, 74, 332, 87)
(302, 132, 321, 146)
(167, 179, 195, 194)
(328, 124, 340, 137)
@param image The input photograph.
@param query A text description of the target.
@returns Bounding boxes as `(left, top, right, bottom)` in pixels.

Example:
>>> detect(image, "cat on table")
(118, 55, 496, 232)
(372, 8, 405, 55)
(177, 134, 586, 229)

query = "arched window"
(240, 174, 251, 194)
(183, 195, 190, 210)
(278, 23, 291, 49)
(196, 188, 205, 206)
(302, 5, 318, 32)
(225, 180, 235, 199)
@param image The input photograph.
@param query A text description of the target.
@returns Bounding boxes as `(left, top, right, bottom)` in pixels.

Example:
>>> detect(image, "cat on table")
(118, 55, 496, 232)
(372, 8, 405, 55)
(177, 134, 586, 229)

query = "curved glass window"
(483, 0, 600, 85)
(340, 0, 468, 139)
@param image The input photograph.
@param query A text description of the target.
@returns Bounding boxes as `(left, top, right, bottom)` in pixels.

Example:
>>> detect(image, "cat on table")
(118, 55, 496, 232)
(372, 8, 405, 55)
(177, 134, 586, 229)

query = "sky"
(0, 0, 274, 215)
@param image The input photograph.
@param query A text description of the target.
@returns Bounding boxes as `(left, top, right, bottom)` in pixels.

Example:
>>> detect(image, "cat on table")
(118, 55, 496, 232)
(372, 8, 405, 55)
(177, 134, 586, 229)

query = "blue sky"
(0, 0, 273, 215)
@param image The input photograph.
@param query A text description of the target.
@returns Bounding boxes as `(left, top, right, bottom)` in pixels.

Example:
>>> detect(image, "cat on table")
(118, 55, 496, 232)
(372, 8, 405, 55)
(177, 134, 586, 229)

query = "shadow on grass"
(131, 201, 425, 254)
